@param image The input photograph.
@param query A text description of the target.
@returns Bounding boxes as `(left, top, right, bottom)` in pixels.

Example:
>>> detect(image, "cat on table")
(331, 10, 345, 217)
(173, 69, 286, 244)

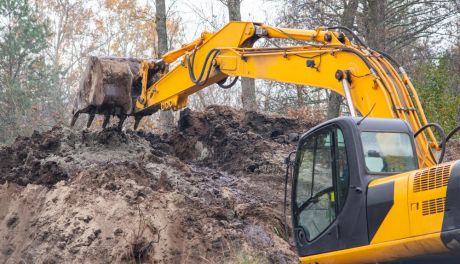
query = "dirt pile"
(445, 139, 460, 162)
(1, 106, 315, 264)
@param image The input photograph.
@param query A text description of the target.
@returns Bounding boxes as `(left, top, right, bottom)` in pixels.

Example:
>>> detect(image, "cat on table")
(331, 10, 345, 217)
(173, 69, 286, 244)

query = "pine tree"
(0, 0, 51, 142)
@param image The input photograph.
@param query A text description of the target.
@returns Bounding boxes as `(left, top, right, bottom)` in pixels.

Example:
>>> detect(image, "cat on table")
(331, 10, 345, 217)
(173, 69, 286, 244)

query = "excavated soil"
(0, 106, 317, 264)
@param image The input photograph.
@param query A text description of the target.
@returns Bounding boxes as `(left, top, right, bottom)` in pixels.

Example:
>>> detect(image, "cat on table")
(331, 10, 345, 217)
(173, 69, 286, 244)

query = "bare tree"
(278, 0, 456, 118)
(156, 0, 175, 133)
(279, 0, 359, 118)
(327, 0, 359, 118)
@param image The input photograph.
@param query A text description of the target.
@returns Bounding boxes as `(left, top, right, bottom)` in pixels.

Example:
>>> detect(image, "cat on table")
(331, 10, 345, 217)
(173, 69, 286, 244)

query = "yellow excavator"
(71, 22, 460, 263)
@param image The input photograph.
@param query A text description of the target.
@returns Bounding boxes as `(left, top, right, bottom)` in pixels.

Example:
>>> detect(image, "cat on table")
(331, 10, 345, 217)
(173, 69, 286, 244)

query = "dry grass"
(119, 205, 164, 264)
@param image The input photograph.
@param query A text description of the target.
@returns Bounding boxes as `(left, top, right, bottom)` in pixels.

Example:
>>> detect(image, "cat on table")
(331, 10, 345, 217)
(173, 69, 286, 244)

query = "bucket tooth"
(102, 115, 110, 129)
(134, 116, 143, 130)
(70, 112, 80, 127)
(117, 115, 127, 131)
(87, 113, 95, 128)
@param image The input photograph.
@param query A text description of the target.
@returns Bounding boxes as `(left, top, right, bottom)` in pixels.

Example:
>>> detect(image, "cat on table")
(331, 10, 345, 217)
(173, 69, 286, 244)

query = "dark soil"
(0, 128, 68, 186)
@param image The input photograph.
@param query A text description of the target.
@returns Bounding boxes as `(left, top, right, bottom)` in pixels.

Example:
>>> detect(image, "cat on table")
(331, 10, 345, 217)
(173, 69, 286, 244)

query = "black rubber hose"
(375, 49, 402, 69)
(446, 126, 460, 143)
(217, 76, 239, 89)
(188, 48, 219, 85)
(326, 26, 367, 47)
(187, 48, 215, 85)
(414, 123, 447, 164)
(186, 48, 220, 86)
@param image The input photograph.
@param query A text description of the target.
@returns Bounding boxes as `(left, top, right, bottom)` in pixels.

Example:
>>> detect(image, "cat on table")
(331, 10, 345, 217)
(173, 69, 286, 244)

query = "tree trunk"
(327, 91, 343, 119)
(327, 0, 359, 119)
(226, 0, 241, 21)
(155, 0, 174, 133)
(225, 0, 257, 111)
(365, 0, 387, 51)
(295, 85, 304, 107)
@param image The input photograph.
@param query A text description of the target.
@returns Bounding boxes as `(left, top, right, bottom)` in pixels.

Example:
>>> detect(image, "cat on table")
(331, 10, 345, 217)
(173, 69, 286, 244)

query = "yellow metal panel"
(368, 175, 411, 244)
(300, 232, 447, 264)
(218, 47, 396, 119)
(408, 163, 454, 236)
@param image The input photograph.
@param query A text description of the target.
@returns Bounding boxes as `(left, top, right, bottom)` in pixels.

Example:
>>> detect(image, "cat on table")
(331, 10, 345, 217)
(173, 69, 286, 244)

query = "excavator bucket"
(71, 56, 165, 129)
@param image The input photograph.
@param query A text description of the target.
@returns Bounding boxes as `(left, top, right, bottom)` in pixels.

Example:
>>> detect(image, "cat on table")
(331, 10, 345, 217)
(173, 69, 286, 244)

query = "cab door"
(292, 123, 368, 257)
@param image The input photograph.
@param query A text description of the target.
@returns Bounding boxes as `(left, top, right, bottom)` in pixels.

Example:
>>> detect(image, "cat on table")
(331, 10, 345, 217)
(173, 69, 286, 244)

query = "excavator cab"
(293, 116, 460, 263)
(292, 116, 422, 262)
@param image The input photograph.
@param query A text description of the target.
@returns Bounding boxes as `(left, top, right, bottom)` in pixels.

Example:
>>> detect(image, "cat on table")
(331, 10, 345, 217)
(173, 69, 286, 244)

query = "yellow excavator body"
(71, 21, 460, 263)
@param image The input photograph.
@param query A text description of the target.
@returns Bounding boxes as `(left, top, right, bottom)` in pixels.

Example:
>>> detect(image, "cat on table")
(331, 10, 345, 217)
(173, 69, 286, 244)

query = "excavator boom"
(73, 21, 443, 167)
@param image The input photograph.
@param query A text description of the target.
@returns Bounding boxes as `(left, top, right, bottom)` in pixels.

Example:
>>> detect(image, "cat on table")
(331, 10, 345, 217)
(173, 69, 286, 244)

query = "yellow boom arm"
(135, 21, 438, 168)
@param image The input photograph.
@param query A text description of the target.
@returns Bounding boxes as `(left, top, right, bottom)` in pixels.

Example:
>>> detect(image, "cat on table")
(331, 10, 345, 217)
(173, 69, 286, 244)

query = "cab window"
(294, 127, 349, 242)
(361, 132, 417, 173)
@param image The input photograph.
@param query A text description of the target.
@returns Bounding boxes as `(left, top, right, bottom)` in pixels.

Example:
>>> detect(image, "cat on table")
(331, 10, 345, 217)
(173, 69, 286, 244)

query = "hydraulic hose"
(326, 26, 367, 47)
(186, 48, 221, 86)
(217, 76, 239, 89)
(414, 123, 447, 164)
(446, 126, 460, 144)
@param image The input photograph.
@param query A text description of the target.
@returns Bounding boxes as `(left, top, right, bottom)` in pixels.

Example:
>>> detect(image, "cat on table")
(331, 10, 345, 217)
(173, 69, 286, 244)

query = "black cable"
(188, 48, 220, 85)
(446, 125, 460, 144)
(283, 151, 296, 242)
(414, 123, 447, 164)
(186, 48, 221, 86)
(326, 26, 367, 47)
(217, 76, 239, 89)
(357, 103, 376, 125)
(252, 34, 399, 122)
(375, 49, 402, 70)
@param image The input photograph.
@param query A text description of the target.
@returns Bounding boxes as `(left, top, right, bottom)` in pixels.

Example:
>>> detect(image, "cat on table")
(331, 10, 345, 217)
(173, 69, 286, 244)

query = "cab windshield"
(361, 132, 417, 173)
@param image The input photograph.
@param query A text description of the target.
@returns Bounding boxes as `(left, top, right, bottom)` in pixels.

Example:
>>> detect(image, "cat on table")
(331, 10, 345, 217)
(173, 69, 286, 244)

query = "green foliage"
(413, 53, 460, 136)
(0, 0, 52, 142)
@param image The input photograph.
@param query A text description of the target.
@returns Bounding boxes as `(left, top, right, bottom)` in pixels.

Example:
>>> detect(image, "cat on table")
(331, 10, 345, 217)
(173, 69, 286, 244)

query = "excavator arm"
(133, 21, 439, 168)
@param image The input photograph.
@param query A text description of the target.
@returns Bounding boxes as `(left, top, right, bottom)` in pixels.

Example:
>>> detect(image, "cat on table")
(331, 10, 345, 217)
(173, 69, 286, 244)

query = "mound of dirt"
(1, 106, 314, 264)
(445, 139, 460, 162)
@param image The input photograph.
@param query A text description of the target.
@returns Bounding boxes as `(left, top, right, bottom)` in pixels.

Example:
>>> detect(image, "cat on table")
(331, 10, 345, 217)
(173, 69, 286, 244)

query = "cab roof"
(323, 116, 414, 134)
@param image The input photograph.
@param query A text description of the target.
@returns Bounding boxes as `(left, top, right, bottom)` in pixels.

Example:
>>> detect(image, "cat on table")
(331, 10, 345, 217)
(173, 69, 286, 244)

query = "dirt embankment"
(0, 106, 315, 264)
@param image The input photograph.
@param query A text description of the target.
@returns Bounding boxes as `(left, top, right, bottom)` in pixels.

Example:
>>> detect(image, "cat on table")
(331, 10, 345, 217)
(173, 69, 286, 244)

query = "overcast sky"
(170, 0, 281, 42)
